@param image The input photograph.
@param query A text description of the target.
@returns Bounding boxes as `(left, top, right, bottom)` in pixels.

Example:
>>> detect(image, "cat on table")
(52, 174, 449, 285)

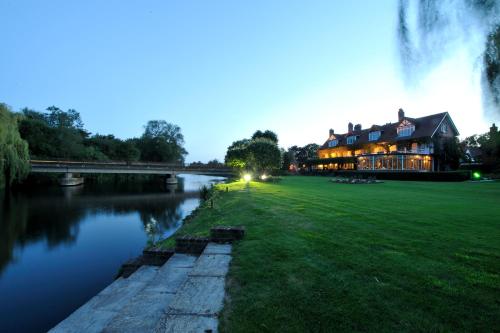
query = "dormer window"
(441, 123, 448, 133)
(328, 139, 338, 147)
(347, 136, 357, 144)
(397, 120, 415, 137)
(368, 131, 381, 141)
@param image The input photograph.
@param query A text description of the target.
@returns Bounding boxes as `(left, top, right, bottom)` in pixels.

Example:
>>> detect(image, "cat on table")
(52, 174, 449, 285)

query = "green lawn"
(162, 176, 500, 332)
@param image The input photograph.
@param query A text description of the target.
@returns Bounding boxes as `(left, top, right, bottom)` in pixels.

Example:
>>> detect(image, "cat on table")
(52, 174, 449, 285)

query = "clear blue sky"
(0, 1, 494, 162)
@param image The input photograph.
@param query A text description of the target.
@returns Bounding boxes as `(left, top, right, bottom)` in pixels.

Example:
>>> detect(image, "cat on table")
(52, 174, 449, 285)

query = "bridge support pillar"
(59, 173, 84, 187)
(165, 173, 178, 185)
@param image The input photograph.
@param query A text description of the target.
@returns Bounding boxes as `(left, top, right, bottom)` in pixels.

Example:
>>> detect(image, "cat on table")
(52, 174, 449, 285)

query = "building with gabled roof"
(312, 108, 459, 172)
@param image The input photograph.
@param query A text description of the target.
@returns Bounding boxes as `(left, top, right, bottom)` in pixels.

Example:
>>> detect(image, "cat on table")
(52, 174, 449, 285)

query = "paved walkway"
(49, 243, 232, 333)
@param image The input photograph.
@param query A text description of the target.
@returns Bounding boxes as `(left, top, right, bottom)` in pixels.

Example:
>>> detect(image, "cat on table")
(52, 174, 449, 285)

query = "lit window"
(369, 131, 381, 141)
(328, 139, 338, 147)
(347, 136, 356, 144)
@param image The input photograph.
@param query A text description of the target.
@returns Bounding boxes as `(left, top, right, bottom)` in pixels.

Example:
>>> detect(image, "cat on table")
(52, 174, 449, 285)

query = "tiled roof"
(320, 112, 456, 149)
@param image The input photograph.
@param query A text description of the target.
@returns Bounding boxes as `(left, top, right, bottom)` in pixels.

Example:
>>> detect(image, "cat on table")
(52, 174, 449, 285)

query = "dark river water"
(0, 174, 224, 333)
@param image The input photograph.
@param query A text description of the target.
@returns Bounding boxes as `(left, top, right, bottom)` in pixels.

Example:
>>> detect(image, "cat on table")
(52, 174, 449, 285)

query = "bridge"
(29, 160, 234, 185)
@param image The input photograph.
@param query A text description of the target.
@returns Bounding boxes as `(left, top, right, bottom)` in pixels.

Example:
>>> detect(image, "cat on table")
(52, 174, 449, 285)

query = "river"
(0, 174, 224, 333)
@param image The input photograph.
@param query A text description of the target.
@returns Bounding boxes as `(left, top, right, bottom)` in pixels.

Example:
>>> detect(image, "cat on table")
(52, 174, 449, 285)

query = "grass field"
(161, 176, 500, 332)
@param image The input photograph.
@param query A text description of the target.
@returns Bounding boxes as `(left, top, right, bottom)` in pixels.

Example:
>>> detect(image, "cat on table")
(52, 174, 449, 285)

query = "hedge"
(307, 170, 471, 182)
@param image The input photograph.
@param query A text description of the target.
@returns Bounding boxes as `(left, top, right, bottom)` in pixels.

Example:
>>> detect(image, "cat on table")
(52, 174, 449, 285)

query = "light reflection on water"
(0, 174, 224, 333)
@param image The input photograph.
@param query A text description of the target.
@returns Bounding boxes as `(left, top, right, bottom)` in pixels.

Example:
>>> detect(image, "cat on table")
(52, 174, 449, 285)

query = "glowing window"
(347, 136, 356, 144)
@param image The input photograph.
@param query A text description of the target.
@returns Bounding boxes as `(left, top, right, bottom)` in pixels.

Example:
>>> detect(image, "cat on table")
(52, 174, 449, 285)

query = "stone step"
(103, 254, 197, 333)
(155, 243, 232, 333)
(50, 243, 235, 333)
(49, 265, 160, 333)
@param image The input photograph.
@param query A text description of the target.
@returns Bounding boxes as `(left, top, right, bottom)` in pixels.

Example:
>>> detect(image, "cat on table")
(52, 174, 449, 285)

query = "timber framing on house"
(310, 108, 459, 172)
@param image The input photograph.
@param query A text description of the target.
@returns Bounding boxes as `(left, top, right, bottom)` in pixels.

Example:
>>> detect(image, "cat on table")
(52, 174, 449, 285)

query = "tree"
(293, 144, 319, 166)
(85, 134, 140, 161)
(479, 123, 500, 171)
(251, 130, 278, 143)
(225, 130, 281, 174)
(225, 139, 251, 169)
(484, 25, 500, 110)
(246, 138, 281, 173)
(397, 0, 500, 112)
(0, 104, 30, 188)
(19, 108, 92, 160)
(280, 147, 291, 170)
(433, 137, 462, 171)
(46, 106, 84, 129)
(206, 159, 224, 168)
(143, 120, 184, 145)
(137, 120, 187, 163)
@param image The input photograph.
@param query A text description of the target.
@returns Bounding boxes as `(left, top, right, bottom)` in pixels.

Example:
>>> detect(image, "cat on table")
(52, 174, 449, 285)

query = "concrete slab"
(125, 265, 159, 282)
(50, 266, 159, 332)
(147, 266, 192, 293)
(49, 308, 116, 333)
(189, 254, 231, 277)
(87, 281, 148, 313)
(167, 276, 226, 315)
(203, 243, 232, 255)
(163, 253, 197, 268)
(103, 255, 197, 332)
(156, 314, 218, 333)
(103, 290, 176, 333)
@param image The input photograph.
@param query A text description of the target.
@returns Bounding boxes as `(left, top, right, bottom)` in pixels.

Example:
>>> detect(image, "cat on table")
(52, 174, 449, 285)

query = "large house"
(312, 109, 459, 172)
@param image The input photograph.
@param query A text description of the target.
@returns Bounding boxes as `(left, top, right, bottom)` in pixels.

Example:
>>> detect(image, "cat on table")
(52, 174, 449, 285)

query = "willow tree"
(397, 0, 500, 113)
(0, 103, 30, 188)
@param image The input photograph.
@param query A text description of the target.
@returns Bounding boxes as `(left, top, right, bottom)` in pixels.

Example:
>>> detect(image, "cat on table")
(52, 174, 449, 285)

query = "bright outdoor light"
(473, 171, 481, 180)
(243, 174, 252, 182)
(260, 174, 268, 180)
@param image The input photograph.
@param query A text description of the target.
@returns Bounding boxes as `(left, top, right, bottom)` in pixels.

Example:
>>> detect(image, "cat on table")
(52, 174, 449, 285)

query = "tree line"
(462, 124, 500, 172)
(0, 103, 188, 188)
(224, 129, 319, 175)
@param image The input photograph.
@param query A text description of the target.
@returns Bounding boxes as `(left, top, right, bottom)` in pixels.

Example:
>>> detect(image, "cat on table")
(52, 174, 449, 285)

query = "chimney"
(490, 123, 497, 135)
(354, 124, 362, 132)
(398, 108, 405, 122)
(348, 122, 353, 133)
(329, 129, 334, 136)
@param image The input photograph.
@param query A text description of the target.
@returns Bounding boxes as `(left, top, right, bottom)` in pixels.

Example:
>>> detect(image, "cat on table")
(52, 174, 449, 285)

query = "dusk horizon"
(2, 0, 498, 162)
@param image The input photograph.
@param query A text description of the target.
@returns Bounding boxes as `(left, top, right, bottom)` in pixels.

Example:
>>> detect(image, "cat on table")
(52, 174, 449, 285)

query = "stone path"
(49, 243, 232, 333)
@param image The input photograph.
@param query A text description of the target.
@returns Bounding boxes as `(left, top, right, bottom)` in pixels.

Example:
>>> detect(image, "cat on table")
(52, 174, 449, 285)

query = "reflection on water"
(0, 174, 224, 333)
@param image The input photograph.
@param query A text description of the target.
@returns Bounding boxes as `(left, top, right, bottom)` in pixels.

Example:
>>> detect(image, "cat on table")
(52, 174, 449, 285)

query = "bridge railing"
(29, 160, 233, 171)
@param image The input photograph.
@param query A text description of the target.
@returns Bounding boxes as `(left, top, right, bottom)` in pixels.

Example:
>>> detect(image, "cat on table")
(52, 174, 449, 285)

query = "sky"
(0, 0, 497, 162)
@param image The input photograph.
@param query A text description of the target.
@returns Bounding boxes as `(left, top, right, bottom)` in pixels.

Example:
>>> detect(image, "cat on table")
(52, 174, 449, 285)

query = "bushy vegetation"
(189, 159, 225, 168)
(463, 123, 500, 172)
(285, 143, 320, 170)
(225, 130, 281, 174)
(16, 105, 188, 163)
(0, 104, 30, 188)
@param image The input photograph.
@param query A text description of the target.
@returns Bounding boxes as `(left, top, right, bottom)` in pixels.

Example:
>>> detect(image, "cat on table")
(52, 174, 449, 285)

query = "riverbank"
(0, 175, 222, 333)
(158, 176, 500, 332)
